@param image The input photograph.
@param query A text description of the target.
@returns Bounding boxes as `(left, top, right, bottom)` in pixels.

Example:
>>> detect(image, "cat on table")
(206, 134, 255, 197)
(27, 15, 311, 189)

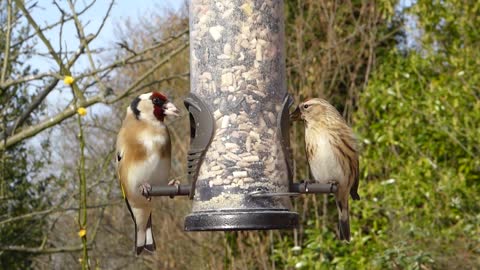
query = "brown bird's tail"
(135, 213, 156, 255)
(336, 198, 350, 242)
(143, 214, 156, 253)
(129, 205, 156, 255)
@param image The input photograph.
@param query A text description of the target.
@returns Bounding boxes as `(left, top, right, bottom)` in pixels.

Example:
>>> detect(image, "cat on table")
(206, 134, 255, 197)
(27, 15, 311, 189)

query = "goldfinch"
(116, 91, 179, 255)
(291, 98, 360, 241)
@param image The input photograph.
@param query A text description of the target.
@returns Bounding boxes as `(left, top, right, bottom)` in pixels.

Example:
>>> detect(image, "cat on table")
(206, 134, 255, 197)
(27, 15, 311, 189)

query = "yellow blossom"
(78, 228, 86, 237)
(77, 107, 87, 116)
(63, 75, 74, 85)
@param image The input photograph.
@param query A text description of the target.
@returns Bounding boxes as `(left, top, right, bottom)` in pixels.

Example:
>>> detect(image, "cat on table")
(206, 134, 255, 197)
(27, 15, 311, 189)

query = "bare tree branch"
(67, 0, 114, 95)
(1, 27, 188, 142)
(0, 40, 188, 150)
(0, 0, 12, 84)
(110, 42, 189, 103)
(0, 245, 89, 254)
(14, 0, 86, 103)
(0, 201, 122, 226)
(10, 0, 96, 48)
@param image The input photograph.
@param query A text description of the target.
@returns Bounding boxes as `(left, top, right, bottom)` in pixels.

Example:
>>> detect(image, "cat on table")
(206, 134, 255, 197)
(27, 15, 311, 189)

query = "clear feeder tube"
(185, 0, 297, 230)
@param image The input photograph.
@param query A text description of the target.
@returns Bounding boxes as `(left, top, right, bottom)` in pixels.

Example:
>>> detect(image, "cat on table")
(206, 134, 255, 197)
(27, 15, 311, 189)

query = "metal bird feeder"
(148, 0, 337, 231)
(183, 0, 297, 231)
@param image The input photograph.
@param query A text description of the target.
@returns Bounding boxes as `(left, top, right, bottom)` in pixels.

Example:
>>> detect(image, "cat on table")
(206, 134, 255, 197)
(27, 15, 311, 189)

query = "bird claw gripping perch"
(327, 181, 338, 193)
(184, 93, 215, 200)
(168, 179, 181, 199)
(330, 183, 337, 193)
(139, 183, 152, 201)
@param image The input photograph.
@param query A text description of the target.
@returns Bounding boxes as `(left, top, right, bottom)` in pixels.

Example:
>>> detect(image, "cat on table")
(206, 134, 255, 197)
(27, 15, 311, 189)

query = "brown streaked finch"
(116, 91, 179, 255)
(291, 98, 360, 241)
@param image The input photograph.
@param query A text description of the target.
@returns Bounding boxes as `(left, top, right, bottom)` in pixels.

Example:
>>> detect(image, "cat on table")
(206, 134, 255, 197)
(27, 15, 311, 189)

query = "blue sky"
(24, 1, 183, 155)
(24, 0, 184, 112)
(29, 1, 182, 72)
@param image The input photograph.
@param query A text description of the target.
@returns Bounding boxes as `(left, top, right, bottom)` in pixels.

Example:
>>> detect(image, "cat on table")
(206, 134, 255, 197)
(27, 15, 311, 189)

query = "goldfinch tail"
(144, 214, 156, 252)
(135, 213, 155, 255)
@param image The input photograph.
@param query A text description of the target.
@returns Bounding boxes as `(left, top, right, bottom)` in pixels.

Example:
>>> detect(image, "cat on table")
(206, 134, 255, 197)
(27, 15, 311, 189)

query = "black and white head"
(129, 91, 179, 123)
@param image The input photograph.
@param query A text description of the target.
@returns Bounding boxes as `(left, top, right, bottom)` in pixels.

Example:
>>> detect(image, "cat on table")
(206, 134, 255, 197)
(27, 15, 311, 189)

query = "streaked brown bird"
(116, 91, 179, 255)
(291, 98, 360, 241)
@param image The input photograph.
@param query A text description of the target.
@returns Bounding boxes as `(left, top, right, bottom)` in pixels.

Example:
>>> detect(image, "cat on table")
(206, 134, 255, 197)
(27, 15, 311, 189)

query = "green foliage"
(358, 49, 478, 269)
(0, 2, 51, 268)
(274, 1, 480, 269)
(0, 146, 50, 269)
(275, 50, 480, 270)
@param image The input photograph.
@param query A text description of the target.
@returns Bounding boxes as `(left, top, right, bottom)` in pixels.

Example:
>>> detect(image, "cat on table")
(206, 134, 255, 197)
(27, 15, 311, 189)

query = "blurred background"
(0, 0, 478, 269)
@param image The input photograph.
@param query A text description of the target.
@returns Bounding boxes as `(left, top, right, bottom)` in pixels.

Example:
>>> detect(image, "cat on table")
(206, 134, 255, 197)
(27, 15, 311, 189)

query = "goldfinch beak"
(290, 106, 302, 121)
(164, 102, 179, 117)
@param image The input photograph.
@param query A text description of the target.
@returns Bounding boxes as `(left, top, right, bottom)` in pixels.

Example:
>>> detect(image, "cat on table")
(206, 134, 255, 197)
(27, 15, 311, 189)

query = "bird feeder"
(183, 0, 297, 231)
(147, 0, 337, 231)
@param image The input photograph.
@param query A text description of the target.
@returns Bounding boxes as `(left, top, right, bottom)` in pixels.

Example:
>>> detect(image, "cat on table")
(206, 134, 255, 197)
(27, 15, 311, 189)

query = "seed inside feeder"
(185, 0, 297, 230)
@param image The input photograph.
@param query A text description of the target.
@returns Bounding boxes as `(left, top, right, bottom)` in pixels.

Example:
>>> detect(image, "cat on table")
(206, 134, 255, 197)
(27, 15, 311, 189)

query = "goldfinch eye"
(303, 104, 309, 109)
(152, 98, 161, 105)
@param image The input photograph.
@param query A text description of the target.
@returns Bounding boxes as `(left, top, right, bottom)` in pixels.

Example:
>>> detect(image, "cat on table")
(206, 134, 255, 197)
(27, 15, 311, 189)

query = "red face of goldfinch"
(130, 92, 179, 122)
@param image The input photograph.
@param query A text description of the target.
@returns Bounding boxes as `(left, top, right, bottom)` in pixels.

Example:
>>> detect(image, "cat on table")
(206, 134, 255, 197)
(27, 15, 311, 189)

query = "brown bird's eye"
(303, 104, 309, 109)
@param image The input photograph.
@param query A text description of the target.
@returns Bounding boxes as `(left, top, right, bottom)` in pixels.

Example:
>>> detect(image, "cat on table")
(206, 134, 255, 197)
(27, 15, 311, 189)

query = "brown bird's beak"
(290, 106, 302, 121)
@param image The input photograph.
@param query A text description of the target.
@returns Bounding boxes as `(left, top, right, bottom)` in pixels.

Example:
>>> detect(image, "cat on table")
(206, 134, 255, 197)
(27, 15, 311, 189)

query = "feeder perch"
(146, 0, 338, 232)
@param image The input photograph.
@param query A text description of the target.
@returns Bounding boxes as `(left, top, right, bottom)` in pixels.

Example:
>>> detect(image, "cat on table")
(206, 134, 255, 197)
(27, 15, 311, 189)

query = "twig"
(13, 0, 86, 102)
(0, 0, 12, 84)
(0, 245, 89, 254)
(10, 0, 96, 48)
(75, 29, 188, 81)
(127, 72, 190, 95)
(1, 95, 103, 150)
(110, 42, 189, 103)
(74, 92, 89, 269)
(0, 201, 122, 226)
(67, 0, 114, 95)
(0, 33, 188, 150)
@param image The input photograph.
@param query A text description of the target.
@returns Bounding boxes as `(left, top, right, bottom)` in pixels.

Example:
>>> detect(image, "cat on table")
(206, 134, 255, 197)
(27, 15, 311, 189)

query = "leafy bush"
(274, 0, 480, 268)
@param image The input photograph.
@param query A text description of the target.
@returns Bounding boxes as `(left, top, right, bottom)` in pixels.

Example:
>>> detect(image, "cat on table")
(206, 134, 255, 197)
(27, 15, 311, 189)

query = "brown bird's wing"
(305, 141, 316, 181)
(338, 133, 360, 201)
(115, 133, 136, 221)
(117, 143, 137, 221)
(116, 124, 145, 255)
(115, 113, 149, 199)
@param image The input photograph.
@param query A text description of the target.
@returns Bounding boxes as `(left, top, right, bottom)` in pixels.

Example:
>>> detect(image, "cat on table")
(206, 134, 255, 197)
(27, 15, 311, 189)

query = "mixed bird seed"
(190, 0, 291, 211)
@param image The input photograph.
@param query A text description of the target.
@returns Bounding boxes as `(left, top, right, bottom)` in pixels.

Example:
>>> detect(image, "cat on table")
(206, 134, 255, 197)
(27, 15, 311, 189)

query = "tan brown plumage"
(291, 98, 359, 241)
(116, 92, 179, 255)
(116, 111, 172, 199)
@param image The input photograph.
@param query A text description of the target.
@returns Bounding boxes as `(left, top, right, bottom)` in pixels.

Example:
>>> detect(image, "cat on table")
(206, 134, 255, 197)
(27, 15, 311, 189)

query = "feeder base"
(184, 210, 298, 231)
